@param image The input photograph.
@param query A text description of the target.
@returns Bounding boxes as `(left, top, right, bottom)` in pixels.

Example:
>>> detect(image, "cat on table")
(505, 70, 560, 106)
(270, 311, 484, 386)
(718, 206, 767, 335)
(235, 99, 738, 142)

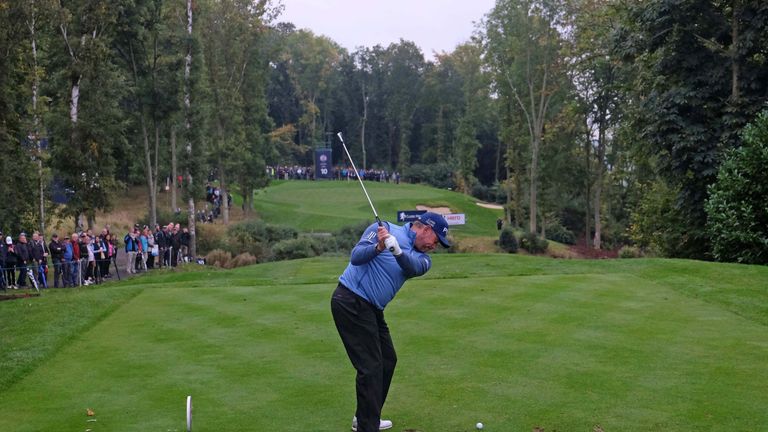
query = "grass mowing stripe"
(0, 285, 144, 393)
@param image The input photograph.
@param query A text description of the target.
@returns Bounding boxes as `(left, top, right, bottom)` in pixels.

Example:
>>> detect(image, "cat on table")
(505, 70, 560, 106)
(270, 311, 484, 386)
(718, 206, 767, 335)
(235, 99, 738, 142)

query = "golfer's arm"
(349, 242, 380, 265)
(395, 252, 431, 277)
(349, 225, 381, 265)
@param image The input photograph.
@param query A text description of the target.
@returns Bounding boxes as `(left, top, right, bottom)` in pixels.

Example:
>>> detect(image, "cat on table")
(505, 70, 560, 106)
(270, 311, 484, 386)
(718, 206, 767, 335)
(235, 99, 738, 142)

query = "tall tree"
(201, 0, 270, 224)
(485, 0, 569, 234)
(0, 1, 39, 232)
(114, 0, 184, 227)
(47, 0, 126, 229)
(382, 40, 425, 169)
(569, 0, 625, 248)
(615, 0, 768, 258)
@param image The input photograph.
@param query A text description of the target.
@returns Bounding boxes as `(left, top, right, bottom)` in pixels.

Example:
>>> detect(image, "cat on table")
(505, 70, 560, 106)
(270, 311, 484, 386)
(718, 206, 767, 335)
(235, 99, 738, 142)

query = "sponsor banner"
(444, 213, 466, 225)
(314, 148, 333, 179)
(397, 210, 426, 222)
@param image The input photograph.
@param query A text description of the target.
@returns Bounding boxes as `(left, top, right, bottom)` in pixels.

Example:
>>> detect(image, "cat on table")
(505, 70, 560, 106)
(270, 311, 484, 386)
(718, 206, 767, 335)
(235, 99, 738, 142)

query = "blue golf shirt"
(339, 221, 432, 310)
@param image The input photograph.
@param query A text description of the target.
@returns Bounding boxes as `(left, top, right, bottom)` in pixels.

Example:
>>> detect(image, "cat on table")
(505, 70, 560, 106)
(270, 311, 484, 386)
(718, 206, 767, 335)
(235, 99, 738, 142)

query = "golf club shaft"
(337, 132, 382, 227)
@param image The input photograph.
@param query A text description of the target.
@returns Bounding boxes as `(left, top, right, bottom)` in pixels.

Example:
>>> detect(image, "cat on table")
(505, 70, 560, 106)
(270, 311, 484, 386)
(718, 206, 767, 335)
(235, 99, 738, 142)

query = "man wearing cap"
(331, 212, 451, 432)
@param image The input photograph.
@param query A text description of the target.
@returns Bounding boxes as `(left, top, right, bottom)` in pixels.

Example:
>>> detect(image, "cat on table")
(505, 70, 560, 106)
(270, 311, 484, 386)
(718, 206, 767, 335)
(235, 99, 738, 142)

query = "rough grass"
(0, 255, 766, 431)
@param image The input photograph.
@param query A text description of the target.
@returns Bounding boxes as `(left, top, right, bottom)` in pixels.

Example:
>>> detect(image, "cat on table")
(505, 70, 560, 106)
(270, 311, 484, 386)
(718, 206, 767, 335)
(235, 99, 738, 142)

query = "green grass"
(1, 255, 767, 431)
(252, 180, 503, 238)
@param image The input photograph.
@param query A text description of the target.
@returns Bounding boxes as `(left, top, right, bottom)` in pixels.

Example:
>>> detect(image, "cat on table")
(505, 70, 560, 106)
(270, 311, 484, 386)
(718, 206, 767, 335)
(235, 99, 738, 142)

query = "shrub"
(618, 245, 642, 259)
(520, 231, 548, 254)
(228, 252, 258, 269)
(545, 223, 576, 245)
(271, 236, 323, 261)
(402, 162, 457, 189)
(137, 209, 188, 229)
(329, 220, 373, 253)
(205, 249, 232, 268)
(196, 224, 228, 255)
(227, 220, 296, 260)
(498, 227, 518, 253)
(705, 110, 768, 264)
(264, 224, 299, 243)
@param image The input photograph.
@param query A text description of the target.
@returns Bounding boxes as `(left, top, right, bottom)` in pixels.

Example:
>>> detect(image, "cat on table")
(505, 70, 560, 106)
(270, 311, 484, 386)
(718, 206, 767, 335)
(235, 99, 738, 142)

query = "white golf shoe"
(351, 415, 393, 431)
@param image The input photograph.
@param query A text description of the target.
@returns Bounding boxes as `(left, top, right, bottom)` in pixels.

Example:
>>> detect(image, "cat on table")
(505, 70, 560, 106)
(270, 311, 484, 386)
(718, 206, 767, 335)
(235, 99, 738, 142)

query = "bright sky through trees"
(277, 0, 497, 58)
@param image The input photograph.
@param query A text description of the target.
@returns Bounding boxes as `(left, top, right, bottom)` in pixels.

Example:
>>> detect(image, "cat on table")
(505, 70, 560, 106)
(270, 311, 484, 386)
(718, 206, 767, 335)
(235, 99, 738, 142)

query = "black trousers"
(331, 284, 397, 432)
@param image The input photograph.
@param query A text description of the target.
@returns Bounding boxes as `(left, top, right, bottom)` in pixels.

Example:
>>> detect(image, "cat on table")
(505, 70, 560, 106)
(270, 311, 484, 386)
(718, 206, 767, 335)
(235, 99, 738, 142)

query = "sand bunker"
(416, 205, 451, 215)
(475, 202, 504, 210)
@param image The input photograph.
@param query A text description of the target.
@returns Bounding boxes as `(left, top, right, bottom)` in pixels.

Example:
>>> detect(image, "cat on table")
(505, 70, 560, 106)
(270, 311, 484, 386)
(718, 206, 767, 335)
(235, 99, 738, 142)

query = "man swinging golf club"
(331, 211, 450, 431)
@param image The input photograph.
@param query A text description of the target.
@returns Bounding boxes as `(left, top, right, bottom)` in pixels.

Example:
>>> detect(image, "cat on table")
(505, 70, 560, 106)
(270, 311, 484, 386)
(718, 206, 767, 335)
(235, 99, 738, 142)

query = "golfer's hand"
(384, 236, 402, 256)
(376, 226, 389, 252)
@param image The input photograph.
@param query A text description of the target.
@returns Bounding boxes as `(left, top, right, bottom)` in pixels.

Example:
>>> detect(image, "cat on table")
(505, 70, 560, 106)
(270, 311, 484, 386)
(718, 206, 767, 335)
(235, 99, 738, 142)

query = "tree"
(0, 1, 39, 232)
(47, 0, 126, 229)
(485, 0, 569, 234)
(114, 0, 184, 228)
(381, 40, 426, 170)
(705, 109, 768, 264)
(615, 0, 768, 258)
(569, 0, 625, 249)
(201, 0, 271, 224)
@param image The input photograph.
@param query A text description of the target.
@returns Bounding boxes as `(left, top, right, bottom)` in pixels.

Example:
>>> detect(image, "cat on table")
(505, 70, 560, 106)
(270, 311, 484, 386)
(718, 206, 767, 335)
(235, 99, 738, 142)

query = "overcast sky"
(276, 0, 497, 59)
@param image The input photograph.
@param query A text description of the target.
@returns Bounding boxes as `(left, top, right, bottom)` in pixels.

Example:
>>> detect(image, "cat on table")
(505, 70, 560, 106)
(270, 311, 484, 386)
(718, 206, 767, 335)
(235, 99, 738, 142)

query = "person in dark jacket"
(180, 227, 190, 263)
(15, 233, 32, 288)
(170, 224, 182, 267)
(0, 230, 6, 289)
(31, 232, 48, 288)
(63, 233, 74, 287)
(48, 233, 65, 288)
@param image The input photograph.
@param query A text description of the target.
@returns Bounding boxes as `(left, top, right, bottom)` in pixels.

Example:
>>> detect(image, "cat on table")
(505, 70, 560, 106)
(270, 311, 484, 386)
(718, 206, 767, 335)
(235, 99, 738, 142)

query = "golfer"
(331, 212, 451, 432)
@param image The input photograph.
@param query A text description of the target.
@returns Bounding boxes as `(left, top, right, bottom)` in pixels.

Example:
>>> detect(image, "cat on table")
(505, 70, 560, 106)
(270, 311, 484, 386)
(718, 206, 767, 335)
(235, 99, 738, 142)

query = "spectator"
(168, 223, 180, 267)
(4, 236, 17, 289)
(15, 233, 31, 288)
(146, 227, 156, 269)
(62, 233, 75, 287)
(95, 235, 108, 278)
(103, 233, 114, 278)
(68, 233, 81, 286)
(0, 230, 6, 290)
(180, 227, 190, 263)
(124, 229, 139, 274)
(139, 227, 149, 272)
(84, 235, 98, 285)
(31, 232, 49, 288)
(48, 233, 65, 288)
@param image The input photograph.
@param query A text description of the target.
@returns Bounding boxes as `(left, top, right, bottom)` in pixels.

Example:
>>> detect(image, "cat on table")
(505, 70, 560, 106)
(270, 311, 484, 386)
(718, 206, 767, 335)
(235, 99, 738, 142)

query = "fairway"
(251, 180, 503, 237)
(1, 255, 767, 431)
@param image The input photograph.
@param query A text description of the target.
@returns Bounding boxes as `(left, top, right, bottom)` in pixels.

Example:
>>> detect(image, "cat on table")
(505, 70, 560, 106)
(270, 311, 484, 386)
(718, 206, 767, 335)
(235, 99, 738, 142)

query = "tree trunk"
(529, 131, 540, 233)
(171, 127, 177, 212)
(361, 85, 368, 169)
(584, 126, 591, 248)
(731, 5, 740, 102)
(141, 119, 157, 228)
(29, 4, 45, 234)
(593, 117, 606, 249)
(184, 0, 197, 259)
(220, 163, 229, 224)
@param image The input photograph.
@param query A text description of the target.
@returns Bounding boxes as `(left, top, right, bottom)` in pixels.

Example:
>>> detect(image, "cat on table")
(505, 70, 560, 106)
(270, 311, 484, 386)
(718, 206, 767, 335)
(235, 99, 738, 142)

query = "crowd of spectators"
(194, 183, 232, 224)
(266, 165, 401, 184)
(122, 222, 190, 274)
(0, 222, 191, 291)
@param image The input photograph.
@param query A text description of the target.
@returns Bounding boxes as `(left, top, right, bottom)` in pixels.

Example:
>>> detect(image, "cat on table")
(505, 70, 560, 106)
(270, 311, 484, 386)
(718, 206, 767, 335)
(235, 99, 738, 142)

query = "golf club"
(337, 132, 396, 253)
